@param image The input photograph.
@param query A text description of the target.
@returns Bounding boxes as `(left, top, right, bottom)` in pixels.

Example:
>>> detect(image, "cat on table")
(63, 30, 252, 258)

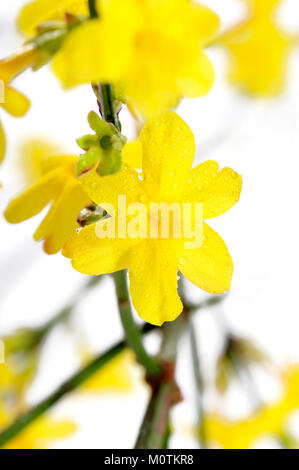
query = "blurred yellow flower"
(63, 112, 242, 325)
(17, 0, 89, 37)
(0, 79, 30, 163)
(0, 357, 37, 402)
(205, 365, 299, 449)
(220, 0, 294, 96)
(0, 403, 76, 449)
(52, 0, 219, 117)
(5, 140, 91, 254)
(81, 351, 138, 393)
(0, 45, 40, 84)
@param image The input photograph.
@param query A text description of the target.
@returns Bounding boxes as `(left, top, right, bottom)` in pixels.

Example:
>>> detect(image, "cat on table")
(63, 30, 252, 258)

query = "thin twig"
(135, 315, 187, 449)
(113, 271, 161, 377)
(189, 318, 206, 448)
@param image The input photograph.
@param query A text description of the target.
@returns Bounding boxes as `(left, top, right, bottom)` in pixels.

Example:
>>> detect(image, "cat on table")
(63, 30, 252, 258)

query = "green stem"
(0, 323, 156, 448)
(135, 381, 178, 450)
(135, 316, 186, 449)
(98, 84, 120, 130)
(113, 271, 161, 377)
(88, 0, 98, 19)
(189, 318, 206, 448)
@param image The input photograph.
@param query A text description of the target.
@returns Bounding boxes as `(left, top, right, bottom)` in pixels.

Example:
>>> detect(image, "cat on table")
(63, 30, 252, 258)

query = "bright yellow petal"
(177, 50, 215, 98)
(5, 169, 64, 223)
(17, 0, 89, 37)
(82, 351, 136, 393)
(192, 2, 220, 45)
(248, 0, 281, 17)
(1, 86, 30, 117)
(139, 111, 195, 201)
(34, 180, 90, 254)
(4, 417, 76, 449)
(225, 27, 291, 96)
(128, 240, 183, 326)
(124, 73, 181, 119)
(63, 222, 136, 275)
(52, 10, 136, 87)
(0, 121, 6, 163)
(40, 154, 78, 174)
(0, 45, 39, 83)
(221, 1, 293, 97)
(20, 139, 64, 182)
(179, 223, 233, 294)
(79, 166, 144, 211)
(183, 161, 242, 219)
(122, 139, 143, 169)
(204, 415, 256, 449)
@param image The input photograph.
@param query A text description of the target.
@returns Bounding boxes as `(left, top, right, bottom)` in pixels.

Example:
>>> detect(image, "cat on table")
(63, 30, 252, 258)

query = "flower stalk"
(113, 271, 161, 377)
(189, 318, 206, 448)
(135, 314, 187, 449)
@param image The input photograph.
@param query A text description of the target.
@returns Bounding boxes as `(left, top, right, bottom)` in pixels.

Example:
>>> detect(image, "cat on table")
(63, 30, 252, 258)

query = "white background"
(0, 0, 299, 448)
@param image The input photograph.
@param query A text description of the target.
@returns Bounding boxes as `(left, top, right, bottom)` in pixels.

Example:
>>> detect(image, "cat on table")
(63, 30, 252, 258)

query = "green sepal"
(88, 111, 113, 136)
(28, 16, 84, 70)
(76, 134, 99, 150)
(76, 147, 102, 176)
(97, 149, 122, 176)
(111, 133, 127, 151)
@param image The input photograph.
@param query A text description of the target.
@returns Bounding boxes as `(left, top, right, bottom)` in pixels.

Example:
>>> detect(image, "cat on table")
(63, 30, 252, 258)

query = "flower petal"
(193, 2, 220, 44)
(5, 169, 64, 223)
(128, 240, 183, 326)
(79, 166, 144, 211)
(178, 223, 233, 294)
(4, 416, 77, 449)
(0, 45, 39, 83)
(63, 222, 136, 275)
(183, 161, 242, 219)
(0, 121, 6, 163)
(1, 86, 30, 117)
(122, 140, 143, 169)
(20, 139, 64, 182)
(177, 50, 215, 98)
(34, 180, 90, 254)
(52, 5, 138, 87)
(82, 351, 135, 393)
(17, 0, 89, 37)
(139, 111, 195, 201)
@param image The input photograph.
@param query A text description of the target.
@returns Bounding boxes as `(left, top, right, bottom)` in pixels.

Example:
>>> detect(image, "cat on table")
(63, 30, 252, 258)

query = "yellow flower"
(5, 140, 91, 254)
(220, 0, 294, 96)
(0, 403, 76, 449)
(17, 0, 89, 37)
(0, 358, 36, 401)
(63, 112, 242, 325)
(4, 417, 76, 449)
(0, 78, 30, 163)
(81, 351, 138, 393)
(0, 44, 40, 84)
(204, 365, 299, 449)
(52, 0, 220, 117)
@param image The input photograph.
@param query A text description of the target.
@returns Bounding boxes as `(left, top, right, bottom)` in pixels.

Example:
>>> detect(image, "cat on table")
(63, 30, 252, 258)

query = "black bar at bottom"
(0, 448, 298, 464)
